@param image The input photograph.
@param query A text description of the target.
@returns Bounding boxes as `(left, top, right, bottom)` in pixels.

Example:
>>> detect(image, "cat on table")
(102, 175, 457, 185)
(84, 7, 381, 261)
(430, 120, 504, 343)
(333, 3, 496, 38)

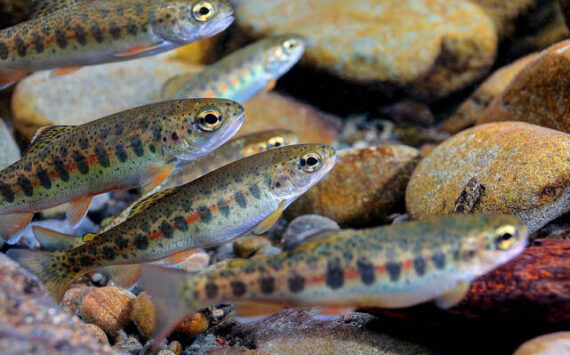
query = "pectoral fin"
(100, 264, 142, 288)
(115, 45, 161, 57)
(50, 66, 82, 78)
(0, 69, 30, 89)
(33, 226, 83, 251)
(66, 195, 92, 228)
(253, 200, 286, 235)
(139, 163, 176, 192)
(0, 212, 34, 243)
(435, 280, 471, 309)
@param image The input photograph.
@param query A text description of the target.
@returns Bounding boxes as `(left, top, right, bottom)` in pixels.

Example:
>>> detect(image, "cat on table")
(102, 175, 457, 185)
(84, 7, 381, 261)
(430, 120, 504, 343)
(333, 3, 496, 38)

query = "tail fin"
(140, 265, 202, 343)
(7, 249, 77, 302)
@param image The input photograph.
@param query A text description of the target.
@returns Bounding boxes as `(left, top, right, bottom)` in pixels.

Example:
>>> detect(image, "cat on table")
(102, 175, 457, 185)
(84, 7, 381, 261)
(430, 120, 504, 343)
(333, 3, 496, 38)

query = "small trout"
(0, 0, 234, 88)
(140, 214, 528, 340)
(9, 144, 337, 300)
(0, 98, 244, 241)
(99, 129, 299, 233)
(161, 34, 305, 102)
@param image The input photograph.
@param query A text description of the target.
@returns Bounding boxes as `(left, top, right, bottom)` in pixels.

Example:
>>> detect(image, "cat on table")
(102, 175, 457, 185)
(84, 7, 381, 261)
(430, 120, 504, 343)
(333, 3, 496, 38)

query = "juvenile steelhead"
(0, 98, 244, 241)
(140, 214, 528, 340)
(9, 144, 337, 300)
(0, 0, 234, 88)
(100, 129, 299, 233)
(161, 35, 305, 102)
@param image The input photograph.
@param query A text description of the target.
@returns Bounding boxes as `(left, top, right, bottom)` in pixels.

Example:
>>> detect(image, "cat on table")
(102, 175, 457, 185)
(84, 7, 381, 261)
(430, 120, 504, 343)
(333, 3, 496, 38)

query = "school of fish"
(0, 1, 536, 348)
(0, 0, 235, 87)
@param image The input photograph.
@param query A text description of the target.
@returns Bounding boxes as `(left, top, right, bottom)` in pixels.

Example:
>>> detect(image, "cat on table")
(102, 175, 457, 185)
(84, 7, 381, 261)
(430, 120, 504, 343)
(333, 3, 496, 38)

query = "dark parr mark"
(17, 176, 34, 197)
(160, 221, 173, 239)
(94, 146, 110, 168)
(174, 216, 188, 231)
(249, 184, 261, 199)
(14, 36, 26, 57)
(114, 235, 129, 249)
(55, 29, 68, 49)
(127, 22, 138, 36)
(102, 246, 115, 260)
(134, 234, 149, 249)
(357, 259, 375, 285)
(235, 192, 247, 208)
(325, 259, 344, 289)
(197, 206, 212, 223)
(79, 137, 89, 149)
(131, 137, 144, 157)
(109, 23, 121, 40)
(260, 277, 275, 294)
(231, 281, 246, 297)
(288, 275, 305, 293)
(386, 262, 401, 282)
(413, 257, 426, 276)
(0, 41, 8, 59)
(73, 151, 89, 175)
(74, 25, 87, 45)
(79, 255, 94, 267)
(219, 203, 230, 217)
(115, 145, 127, 162)
(90, 25, 104, 43)
(205, 282, 218, 299)
(31, 33, 44, 53)
(37, 169, 51, 189)
(53, 157, 69, 181)
(432, 252, 446, 270)
(0, 182, 14, 202)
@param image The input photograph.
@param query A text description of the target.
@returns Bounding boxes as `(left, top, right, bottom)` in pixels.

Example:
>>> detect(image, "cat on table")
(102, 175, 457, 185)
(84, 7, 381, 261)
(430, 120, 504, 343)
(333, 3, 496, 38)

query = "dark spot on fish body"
(59, 146, 68, 158)
(231, 281, 246, 297)
(114, 123, 124, 136)
(79, 137, 89, 150)
(197, 206, 212, 223)
(288, 275, 305, 293)
(31, 33, 44, 53)
(181, 201, 192, 213)
(386, 262, 401, 282)
(99, 128, 109, 140)
(102, 246, 115, 260)
(0, 41, 8, 59)
(432, 252, 446, 269)
(109, 23, 121, 40)
(0, 182, 14, 202)
(74, 25, 88, 46)
(90, 25, 104, 43)
(235, 192, 247, 208)
(174, 216, 188, 231)
(218, 204, 230, 217)
(249, 184, 261, 199)
(342, 250, 353, 263)
(205, 282, 218, 299)
(55, 29, 67, 49)
(79, 255, 94, 267)
(53, 157, 69, 181)
(357, 259, 375, 285)
(95, 146, 110, 168)
(140, 222, 151, 233)
(160, 221, 174, 238)
(152, 123, 162, 141)
(18, 176, 33, 196)
(14, 36, 26, 57)
(114, 235, 129, 249)
(134, 234, 149, 249)
(149, 144, 156, 154)
(73, 151, 89, 175)
(115, 145, 128, 162)
(131, 137, 144, 157)
(413, 257, 426, 276)
(326, 259, 344, 289)
(127, 22, 138, 36)
(260, 277, 275, 294)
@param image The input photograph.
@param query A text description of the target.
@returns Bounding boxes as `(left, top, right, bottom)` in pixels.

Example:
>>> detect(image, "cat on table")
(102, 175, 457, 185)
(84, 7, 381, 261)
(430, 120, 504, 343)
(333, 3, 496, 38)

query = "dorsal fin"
(128, 187, 180, 219)
(29, 0, 90, 19)
(24, 125, 75, 155)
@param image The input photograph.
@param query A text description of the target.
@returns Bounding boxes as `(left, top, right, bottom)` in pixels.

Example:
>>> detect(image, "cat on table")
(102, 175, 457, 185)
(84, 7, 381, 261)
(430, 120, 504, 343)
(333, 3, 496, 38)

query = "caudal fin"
(7, 249, 77, 302)
(140, 265, 202, 343)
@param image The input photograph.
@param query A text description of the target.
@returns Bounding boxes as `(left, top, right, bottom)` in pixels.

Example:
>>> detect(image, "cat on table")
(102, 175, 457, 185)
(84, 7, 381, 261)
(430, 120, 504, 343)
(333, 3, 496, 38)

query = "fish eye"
(494, 225, 517, 250)
(192, 1, 215, 22)
(198, 107, 223, 131)
(268, 136, 285, 148)
(299, 152, 322, 172)
(283, 39, 297, 51)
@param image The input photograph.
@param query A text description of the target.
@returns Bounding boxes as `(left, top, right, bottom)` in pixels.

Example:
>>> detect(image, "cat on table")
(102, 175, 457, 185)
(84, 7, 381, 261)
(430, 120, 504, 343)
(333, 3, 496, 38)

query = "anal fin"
(0, 212, 34, 242)
(33, 226, 83, 251)
(100, 264, 142, 288)
(115, 44, 161, 57)
(50, 66, 82, 78)
(0, 69, 30, 89)
(254, 200, 286, 235)
(235, 301, 285, 318)
(435, 280, 471, 309)
(165, 248, 196, 266)
(66, 195, 92, 228)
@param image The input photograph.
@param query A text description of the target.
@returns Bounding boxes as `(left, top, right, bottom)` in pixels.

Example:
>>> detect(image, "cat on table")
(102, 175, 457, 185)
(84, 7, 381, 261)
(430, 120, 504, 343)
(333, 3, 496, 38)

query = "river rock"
(0, 118, 20, 169)
(0, 253, 115, 354)
(477, 40, 570, 133)
(282, 215, 340, 250)
(286, 145, 422, 227)
(79, 286, 136, 338)
(406, 122, 570, 232)
(514, 332, 570, 355)
(441, 53, 538, 133)
(206, 308, 436, 354)
(234, 0, 497, 101)
(130, 292, 156, 340)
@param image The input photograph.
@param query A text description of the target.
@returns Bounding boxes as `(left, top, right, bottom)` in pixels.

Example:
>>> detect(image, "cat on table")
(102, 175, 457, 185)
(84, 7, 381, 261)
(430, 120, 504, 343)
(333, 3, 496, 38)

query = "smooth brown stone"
(514, 331, 570, 355)
(79, 287, 135, 337)
(130, 291, 156, 340)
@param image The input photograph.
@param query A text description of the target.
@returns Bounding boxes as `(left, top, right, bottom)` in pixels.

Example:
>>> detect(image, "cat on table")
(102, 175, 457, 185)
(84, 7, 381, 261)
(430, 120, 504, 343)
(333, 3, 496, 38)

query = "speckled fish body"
(0, 98, 244, 240)
(9, 144, 337, 300)
(161, 34, 305, 102)
(0, 0, 234, 87)
(140, 214, 528, 340)
(99, 129, 299, 233)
